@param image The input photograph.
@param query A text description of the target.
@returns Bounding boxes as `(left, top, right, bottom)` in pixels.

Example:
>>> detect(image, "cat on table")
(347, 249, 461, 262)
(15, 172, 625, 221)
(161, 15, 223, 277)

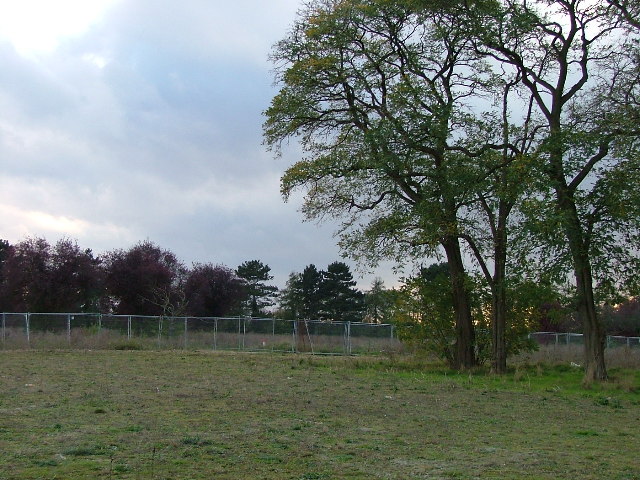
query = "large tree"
(299, 264, 324, 319)
(236, 260, 278, 317)
(265, 0, 505, 368)
(471, 0, 640, 381)
(277, 272, 305, 320)
(277, 262, 365, 322)
(319, 261, 364, 322)
(0, 237, 102, 312)
(102, 240, 186, 316)
(183, 263, 246, 317)
(363, 277, 398, 324)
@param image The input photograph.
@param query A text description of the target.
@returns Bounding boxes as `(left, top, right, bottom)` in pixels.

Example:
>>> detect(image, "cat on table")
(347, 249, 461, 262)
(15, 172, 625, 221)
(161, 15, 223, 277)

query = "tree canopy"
(236, 260, 279, 317)
(277, 262, 365, 322)
(265, 0, 640, 379)
(0, 238, 260, 319)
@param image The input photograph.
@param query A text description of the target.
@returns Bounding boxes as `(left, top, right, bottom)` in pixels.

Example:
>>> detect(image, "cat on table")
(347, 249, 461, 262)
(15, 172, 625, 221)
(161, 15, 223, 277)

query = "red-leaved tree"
(0, 237, 102, 312)
(102, 240, 186, 315)
(184, 263, 246, 317)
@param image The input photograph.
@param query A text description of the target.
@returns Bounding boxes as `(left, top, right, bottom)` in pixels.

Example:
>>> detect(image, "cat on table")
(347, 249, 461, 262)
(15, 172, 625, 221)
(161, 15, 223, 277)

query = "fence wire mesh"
(528, 331, 640, 349)
(3, 314, 637, 354)
(0, 312, 402, 355)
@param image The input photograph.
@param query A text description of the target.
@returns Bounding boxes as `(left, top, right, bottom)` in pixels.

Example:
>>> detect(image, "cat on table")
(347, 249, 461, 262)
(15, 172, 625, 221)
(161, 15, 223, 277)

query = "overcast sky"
(0, 0, 401, 289)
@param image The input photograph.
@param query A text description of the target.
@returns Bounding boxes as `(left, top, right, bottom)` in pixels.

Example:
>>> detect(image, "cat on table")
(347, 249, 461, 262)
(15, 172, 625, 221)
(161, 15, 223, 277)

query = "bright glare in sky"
(0, 0, 119, 55)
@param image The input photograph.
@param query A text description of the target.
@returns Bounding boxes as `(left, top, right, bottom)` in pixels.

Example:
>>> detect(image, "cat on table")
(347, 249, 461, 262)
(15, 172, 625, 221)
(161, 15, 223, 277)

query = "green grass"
(0, 350, 638, 479)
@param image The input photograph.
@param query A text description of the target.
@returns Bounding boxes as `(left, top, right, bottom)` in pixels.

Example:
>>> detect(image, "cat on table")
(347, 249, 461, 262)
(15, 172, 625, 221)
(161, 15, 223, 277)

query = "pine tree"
(236, 260, 278, 317)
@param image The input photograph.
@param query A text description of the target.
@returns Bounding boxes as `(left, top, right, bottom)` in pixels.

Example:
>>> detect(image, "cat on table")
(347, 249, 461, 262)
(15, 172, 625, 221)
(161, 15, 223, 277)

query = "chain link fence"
(0, 312, 402, 355)
(528, 331, 640, 349)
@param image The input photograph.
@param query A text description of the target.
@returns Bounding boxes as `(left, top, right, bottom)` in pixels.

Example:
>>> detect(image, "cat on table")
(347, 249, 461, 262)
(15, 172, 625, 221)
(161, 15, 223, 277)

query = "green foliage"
(394, 264, 547, 366)
(319, 261, 364, 322)
(277, 262, 365, 321)
(266, 0, 640, 377)
(265, 0, 496, 267)
(277, 272, 305, 320)
(393, 263, 457, 366)
(363, 278, 398, 323)
(299, 264, 323, 319)
(236, 260, 279, 317)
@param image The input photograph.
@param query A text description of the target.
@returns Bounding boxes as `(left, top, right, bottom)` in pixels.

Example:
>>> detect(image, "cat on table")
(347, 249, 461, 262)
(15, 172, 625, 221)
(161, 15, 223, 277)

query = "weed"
(594, 396, 623, 409)
(111, 340, 145, 350)
(33, 459, 59, 467)
(63, 445, 107, 457)
(113, 463, 130, 473)
(181, 436, 212, 446)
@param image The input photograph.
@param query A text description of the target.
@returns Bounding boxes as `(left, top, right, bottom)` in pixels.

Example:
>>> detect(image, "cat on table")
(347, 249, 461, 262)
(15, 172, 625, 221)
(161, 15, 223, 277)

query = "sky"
(0, 0, 400, 289)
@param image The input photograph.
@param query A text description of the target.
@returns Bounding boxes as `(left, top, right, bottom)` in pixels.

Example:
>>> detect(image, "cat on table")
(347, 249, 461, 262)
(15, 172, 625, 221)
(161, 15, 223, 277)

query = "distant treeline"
(0, 237, 637, 343)
(0, 237, 371, 321)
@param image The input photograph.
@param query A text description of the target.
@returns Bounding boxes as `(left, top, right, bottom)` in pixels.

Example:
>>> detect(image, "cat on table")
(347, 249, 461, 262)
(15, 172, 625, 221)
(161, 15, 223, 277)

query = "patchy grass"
(0, 350, 638, 479)
(514, 344, 640, 370)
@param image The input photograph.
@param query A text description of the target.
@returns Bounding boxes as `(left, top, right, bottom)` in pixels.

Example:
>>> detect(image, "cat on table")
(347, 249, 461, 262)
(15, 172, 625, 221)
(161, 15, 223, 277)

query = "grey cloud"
(0, 0, 399, 290)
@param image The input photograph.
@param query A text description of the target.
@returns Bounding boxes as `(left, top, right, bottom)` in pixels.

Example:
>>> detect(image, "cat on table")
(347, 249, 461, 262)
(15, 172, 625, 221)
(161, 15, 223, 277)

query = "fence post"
(292, 320, 298, 353)
(127, 316, 132, 340)
(67, 314, 72, 346)
(347, 321, 352, 355)
(25, 313, 30, 347)
(98, 313, 102, 332)
(213, 318, 218, 351)
(1, 312, 5, 347)
(272, 318, 276, 352)
(242, 317, 246, 351)
(184, 317, 188, 350)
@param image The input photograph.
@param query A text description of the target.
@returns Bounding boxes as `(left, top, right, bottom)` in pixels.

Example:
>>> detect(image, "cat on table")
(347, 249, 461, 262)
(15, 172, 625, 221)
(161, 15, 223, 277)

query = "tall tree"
(0, 239, 11, 309)
(277, 262, 365, 321)
(472, 0, 640, 381)
(184, 263, 246, 317)
(0, 237, 101, 312)
(364, 278, 397, 324)
(48, 239, 103, 313)
(265, 0, 508, 368)
(456, 74, 541, 373)
(319, 261, 364, 322)
(277, 272, 305, 320)
(236, 260, 278, 317)
(102, 240, 186, 316)
(299, 264, 323, 319)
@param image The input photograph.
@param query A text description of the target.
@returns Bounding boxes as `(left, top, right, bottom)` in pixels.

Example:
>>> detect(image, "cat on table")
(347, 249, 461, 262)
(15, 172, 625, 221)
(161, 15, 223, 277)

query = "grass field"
(0, 350, 639, 479)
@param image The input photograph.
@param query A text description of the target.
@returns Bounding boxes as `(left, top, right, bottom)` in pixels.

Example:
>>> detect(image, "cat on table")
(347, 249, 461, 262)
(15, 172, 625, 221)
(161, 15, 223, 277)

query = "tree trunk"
(491, 257, 507, 374)
(491, 205, 509, 374)
(554, 179, 607, 382)
(296, 320, 311, 352)
(574, 255, 607, 383)
(443, 236, 476, 369)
